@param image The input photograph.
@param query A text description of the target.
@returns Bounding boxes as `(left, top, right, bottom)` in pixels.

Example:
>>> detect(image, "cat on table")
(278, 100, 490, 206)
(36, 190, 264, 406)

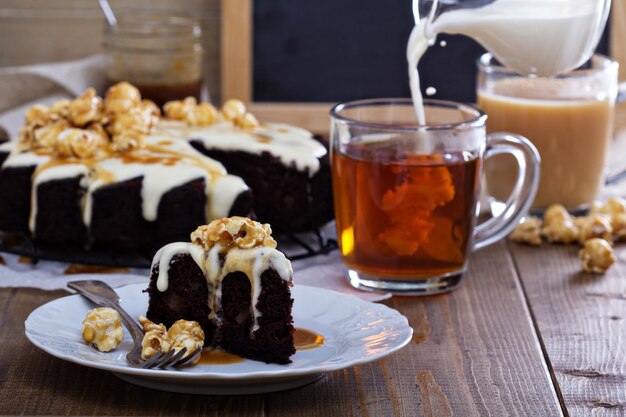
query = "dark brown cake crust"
(146, 252, 295, 364)
(146, 253, 216, 343)
(189, 138, 333, 234)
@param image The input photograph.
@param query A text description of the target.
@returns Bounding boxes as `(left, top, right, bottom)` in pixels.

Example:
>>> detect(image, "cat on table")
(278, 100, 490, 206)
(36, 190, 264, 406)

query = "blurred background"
(0, 0, 221, 101)
(0, 0, 624, 104)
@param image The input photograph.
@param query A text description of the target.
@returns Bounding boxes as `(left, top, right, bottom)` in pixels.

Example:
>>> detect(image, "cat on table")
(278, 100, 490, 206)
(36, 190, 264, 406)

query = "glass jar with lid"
(103, 13, 204, 107)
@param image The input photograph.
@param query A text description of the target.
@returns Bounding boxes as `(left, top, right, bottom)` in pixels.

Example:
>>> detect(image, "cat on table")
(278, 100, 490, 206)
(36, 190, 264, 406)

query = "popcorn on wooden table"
(579, 238, 616, 274)
(510, 216, 543, 246)
(541, 204, 578, 244)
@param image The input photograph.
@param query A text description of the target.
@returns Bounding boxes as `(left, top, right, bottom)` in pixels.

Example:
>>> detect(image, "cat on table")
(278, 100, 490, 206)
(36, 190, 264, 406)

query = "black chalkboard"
(252, 1, 610, 104)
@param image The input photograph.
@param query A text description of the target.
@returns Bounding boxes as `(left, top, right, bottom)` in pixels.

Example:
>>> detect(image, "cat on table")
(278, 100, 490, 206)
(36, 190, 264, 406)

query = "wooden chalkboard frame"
(220, 0, 332, 134)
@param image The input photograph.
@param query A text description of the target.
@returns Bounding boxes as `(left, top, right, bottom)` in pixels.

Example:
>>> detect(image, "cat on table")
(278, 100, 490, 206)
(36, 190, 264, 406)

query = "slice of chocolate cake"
(146, 217, 295, 364)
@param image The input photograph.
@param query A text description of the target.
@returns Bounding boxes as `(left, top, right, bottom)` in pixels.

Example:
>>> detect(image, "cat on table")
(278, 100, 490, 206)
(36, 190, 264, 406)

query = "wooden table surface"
(0, 239, 624, 417)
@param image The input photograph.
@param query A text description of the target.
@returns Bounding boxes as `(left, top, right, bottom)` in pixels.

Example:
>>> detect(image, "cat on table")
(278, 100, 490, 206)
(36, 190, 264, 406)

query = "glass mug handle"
(473, 133, 541, 250)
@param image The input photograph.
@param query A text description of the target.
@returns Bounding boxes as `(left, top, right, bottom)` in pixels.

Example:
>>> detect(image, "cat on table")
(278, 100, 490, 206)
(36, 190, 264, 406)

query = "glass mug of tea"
(330, 98, 540, 294)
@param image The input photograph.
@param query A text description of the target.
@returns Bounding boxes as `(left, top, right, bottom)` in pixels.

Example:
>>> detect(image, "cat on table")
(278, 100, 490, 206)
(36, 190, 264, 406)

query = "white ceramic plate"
(25, 284, 412, 395)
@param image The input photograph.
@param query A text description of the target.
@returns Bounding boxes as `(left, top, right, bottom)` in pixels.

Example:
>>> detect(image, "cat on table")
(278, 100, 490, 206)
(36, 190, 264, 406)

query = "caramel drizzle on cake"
(153, 218, 293, 333)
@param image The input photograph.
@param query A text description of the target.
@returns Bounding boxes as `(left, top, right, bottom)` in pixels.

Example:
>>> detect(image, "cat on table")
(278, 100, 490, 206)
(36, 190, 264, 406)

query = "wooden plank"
(267, 242, 564, 417)
(0, 288, 264, 416)
(221, 0, 252, 102)
(611, 0, 626, 81)
(249, 102, 333, 135)
(509, 242, 626, 417)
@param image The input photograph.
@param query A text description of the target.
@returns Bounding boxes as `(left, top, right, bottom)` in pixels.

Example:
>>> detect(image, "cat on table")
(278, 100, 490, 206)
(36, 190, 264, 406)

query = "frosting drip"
(152, 241, 293, 334)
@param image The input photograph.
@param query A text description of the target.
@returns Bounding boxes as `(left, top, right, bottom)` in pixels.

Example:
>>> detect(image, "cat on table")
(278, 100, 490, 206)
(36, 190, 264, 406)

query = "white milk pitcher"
(413, 0, 611, 77)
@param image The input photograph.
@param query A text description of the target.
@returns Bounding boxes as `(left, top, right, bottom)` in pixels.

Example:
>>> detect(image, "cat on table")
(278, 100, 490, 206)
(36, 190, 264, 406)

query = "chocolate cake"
(146, 217, 295, 364)
(0, 83, 332, 254)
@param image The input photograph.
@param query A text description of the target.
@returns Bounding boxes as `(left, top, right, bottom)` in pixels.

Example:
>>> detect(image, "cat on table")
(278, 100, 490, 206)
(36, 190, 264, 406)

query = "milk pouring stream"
(408, 0, 610, 124)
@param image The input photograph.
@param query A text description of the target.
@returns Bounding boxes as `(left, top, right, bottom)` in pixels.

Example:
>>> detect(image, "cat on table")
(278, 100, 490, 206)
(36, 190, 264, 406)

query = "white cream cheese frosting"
(153, 120, 327, 176)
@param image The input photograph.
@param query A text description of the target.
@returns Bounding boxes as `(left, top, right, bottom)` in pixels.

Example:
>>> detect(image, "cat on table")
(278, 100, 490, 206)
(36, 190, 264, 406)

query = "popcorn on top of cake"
(191, 216, 277, 250)
(163, 97, 259, 129)
(18, 82, 160, 158)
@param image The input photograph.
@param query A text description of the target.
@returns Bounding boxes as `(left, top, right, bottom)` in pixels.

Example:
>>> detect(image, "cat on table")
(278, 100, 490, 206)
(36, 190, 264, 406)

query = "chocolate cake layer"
(146, 253, 216, 343)
(0, 165, 36, 234)
(190, 139, 333, 234)
(221, 269, 295, 364)
(35, 176, 87, 244)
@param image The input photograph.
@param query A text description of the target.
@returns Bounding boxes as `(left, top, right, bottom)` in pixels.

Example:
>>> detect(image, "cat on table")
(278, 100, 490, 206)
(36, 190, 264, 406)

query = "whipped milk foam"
(408, 0, 609, 124)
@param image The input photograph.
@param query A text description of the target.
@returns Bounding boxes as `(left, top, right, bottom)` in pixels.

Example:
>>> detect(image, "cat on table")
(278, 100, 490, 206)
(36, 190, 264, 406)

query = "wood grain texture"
(0, 288, 264, 416)
(611, 0, 626, 81)
(509, 242, 626, 417)
(266, 242, 564, 417)
(221, 0, 252, 102)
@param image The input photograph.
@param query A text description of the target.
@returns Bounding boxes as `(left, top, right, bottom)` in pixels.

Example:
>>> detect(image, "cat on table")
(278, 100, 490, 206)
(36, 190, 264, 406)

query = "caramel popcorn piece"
(191, 216, 277, 250)
(107, 111, 151, 136)
(49, 99, 71, 119)
(189, 102, 219, 126)
(234, 112, 260, 130)
(579, 238, 616, 274)
(56, 128, 101, 159)
(541, 204, 578, 244)
(163, 98, 219, 127)
(577, 213, 613, 245)
(592, 196, 626, 216)
(221, 99, 247, 121)
(138, 316, 173, 360)
(25, 104, 50, 127)
(33, 120, 70, 150)
(82, 307, 124, 352)
(67, 88, 104, 127)
(510, 216, 543, 245)
(163, 97, 197, 121)
(111, 130, 144, 153)
(612, 212, 626, 241)
(168, 320, 204, 364)
(140, 99, 161, 128)
(104, 81, 142, 114)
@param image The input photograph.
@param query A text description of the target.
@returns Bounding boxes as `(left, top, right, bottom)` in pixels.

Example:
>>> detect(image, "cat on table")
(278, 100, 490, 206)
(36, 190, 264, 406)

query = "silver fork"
(68, 280, 201, 369)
